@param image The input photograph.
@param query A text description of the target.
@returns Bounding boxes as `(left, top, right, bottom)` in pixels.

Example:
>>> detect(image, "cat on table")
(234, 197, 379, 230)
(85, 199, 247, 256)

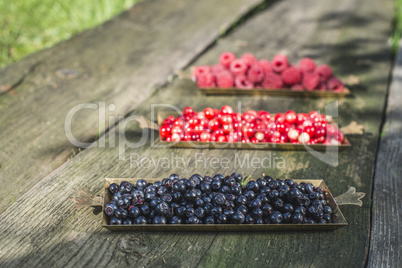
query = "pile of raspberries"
(192, 52, 345, 91)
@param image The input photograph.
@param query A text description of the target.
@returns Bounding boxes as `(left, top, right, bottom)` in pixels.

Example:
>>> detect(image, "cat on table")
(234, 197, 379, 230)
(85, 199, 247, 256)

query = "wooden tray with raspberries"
(192, 52, 351, 97)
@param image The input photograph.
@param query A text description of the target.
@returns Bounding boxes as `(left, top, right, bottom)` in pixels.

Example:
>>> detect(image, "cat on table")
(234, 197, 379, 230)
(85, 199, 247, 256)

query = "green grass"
(392, 0, 402, 54)
(0, 0, 138, 68)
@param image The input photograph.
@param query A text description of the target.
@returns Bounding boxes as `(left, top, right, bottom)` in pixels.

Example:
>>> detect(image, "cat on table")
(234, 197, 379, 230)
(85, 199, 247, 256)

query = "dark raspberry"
(262, 72, 283, 89)
(302, 72, 320, 90)
(299, 58, 316, 73)
(271, 54, 289, 73)
(282, 67, 301, 85)
(219, 52, 236, 68)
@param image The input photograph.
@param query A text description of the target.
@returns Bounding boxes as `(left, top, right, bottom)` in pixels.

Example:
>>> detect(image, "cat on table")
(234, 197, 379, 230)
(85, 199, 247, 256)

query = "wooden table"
(0, 0, 399, 267)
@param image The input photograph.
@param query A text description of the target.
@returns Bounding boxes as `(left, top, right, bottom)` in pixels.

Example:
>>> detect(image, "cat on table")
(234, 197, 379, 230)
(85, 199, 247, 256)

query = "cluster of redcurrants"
(192, 52, 345, 91)
(160, 105, 344, 145)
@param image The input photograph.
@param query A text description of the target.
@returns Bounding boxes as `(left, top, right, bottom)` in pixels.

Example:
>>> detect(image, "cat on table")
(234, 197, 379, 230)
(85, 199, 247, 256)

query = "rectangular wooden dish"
(198, 87, 351, 97)
(155, 113, 351, 151)
(102, 178, 348, 231)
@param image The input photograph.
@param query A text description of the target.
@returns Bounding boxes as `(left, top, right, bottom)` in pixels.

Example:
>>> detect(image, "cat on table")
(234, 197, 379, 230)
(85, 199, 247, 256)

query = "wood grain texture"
(367, 42, 402, 268)
(0, 0, 264, 214)
(0, 0, 393, 267)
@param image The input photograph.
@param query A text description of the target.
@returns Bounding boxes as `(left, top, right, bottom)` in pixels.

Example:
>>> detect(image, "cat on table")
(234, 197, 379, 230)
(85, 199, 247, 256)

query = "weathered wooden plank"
(0, 0, 264, 213)
(0, 0, 393, 267)
(367, 42, 402, 268)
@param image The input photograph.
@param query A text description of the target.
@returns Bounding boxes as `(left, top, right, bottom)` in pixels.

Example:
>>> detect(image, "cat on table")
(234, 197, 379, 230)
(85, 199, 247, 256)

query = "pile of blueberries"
(104, 173, 333, 225)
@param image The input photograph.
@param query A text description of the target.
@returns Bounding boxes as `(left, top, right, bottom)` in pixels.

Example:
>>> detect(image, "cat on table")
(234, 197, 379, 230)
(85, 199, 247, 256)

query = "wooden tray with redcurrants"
(191, 52, 351, 97)
(149, 105, 364, 151)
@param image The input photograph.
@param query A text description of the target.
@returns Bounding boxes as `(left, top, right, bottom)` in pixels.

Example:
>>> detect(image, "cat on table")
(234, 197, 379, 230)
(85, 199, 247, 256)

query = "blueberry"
(273, 198, 284, 210)
(144, 185, 156, 193)
(161, 193, 173, 203)
(283, 212, 292, 223)
(132, 190, 144, 199)
(261, 204, 273, 217)
(246, 181, 260, 192)
(203, 176, 213, 183)
(231, 185, 241, 195)
(257, 178, 267, 188)
(135, 216, 147, 224)
(195, 198, 205, 207)
(205, 216, 215, 224)
(260, 187, 271, 195)
(195, 207, 205, 219)
(244, 190, 255, 201)
(190, 174, 203, 183)
(236, 195, 247, 205)
(268, 180, 279, 190)
(185, 207, 195, 218)
(136, 179, 147, 190)
(170, 216, 182, 224)
(245, 215, 255, 224)
(152, 216, 167, 224)
(200, 182, 211, 193)
(187, 216, 200, 224)
(223, 207, 235, 217)
(213, 193, 226, 206)
(110, 218, 122, 225)
(113, 192, 122, 201)
(141, 204, 151, 216)
(173, 192, 182, 202)
(236, 205, 248, 215)
(221, 186, 231, 194)
(104, 203, 117, 216)
(292, 212, 304, 224)
(231, 172, 243, 183)
(252, 208, 263, 219)
(185, 189, 198, 203)
(213, 174, 224, 181)
(217, 214, 228, 224)
(305, 183, 314, 194)
(119, 182, 132, 193)
(150, 198, 161, 209)
(169, 174, 179, 181)
(224, 176, 237, 187)
(268, 190, 279, 200)
(144, 192, 156, 202)
(283, 203, 294, 213)
(284, 179, 294, 187)
(123, 219, 133, 225)
(129, 206, 141, 218)
(155, 202, 169, 216)
(248, 199, 262, 209)
(210, 206, 222, 217)
(232, 212, 245, 224)
(115, 208, 128, 219)
(176, 206, 186, 217)
(154, 181, 162, 189)
(109, 183, 119, 194)
(323, 214, 331, 223)
(211, 180, 222, 191)
(264, 175, 274, 183)
(294, 206, 306, 215)
(323, 206, 332, 214)
(270, 211, 283, 224)
(255, 218, 264, 224)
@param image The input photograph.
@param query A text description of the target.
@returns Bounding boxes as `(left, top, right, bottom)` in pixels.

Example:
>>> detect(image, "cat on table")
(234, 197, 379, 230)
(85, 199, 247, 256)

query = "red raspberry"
(259, 59, 272, 73)
(241, 53, 257, 67)
(192, 66, 211, 80)
(291, 84, 304, 91)
(262, 72, 283, 89)
(216, 71, 234, 88)
(211, 64, 226, 75)
(299, 58, 316, 73)
(230, 59, 248, 76)
(219, 52, 236, 68)
(327, 77, 345, 92)
(282, 67, 301, 85)
(234, 75, 254, 89)
(302, 72, 319, 91)
(315, 64, 333, 81)
(196, 72, 215, 88)
(247, 63, 265, 83)
(271, 54, 289, 73)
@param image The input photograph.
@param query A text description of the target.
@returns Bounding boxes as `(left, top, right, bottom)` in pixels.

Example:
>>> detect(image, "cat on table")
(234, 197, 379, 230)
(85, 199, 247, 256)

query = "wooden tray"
(142, 113, 363, 151)
(198, 87, 351, 97)
(71, 178, 366, 232)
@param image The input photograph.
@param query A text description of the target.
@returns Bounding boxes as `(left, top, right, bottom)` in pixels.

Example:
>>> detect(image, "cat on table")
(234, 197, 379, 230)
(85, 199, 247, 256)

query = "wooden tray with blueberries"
(71, 173, 365, 231)
(187, 52, 352, 97)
